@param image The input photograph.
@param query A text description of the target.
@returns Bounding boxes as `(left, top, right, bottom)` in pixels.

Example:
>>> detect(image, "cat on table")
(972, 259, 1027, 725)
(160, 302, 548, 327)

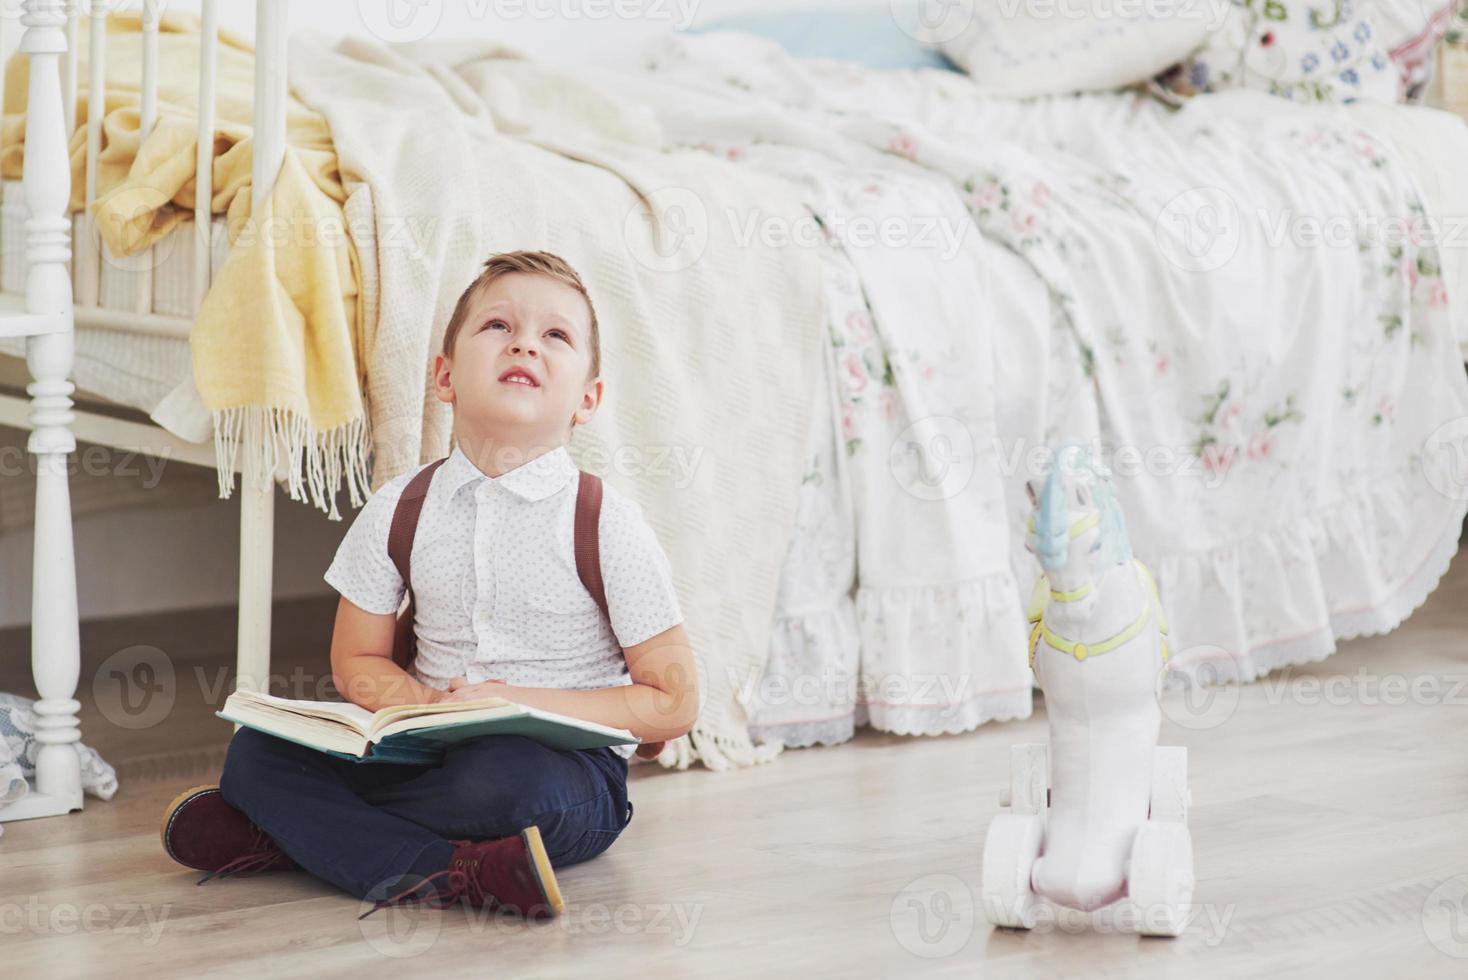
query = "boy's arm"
(441, 622, 699, 747)
(329, 596, 448, 711)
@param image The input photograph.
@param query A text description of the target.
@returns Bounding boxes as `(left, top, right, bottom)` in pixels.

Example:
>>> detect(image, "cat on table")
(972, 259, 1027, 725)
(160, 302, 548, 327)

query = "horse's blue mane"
(1035, 468, 1070, 570)
(1034, 444, 1132, 571)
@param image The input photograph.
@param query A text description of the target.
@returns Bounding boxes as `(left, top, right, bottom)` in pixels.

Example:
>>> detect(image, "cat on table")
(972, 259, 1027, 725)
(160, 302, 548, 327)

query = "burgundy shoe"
(359, 825, 565, 920)
(160, 784, 296, 884)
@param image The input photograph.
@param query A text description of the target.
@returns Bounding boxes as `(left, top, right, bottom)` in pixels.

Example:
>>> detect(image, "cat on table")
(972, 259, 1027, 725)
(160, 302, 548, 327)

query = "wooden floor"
(4, 556, 1468, 978)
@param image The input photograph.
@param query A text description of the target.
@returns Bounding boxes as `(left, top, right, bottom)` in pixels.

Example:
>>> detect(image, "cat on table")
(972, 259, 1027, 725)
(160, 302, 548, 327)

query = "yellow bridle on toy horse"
(1025, 513, 1169, 668)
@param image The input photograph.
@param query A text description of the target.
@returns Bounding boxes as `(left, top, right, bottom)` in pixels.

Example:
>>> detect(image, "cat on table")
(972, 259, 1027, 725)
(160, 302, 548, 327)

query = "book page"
(368, 697, 514, 737)
(218, 708, 370, 757)
(228, 690, 377, 735)
(373, 702, 522, 741)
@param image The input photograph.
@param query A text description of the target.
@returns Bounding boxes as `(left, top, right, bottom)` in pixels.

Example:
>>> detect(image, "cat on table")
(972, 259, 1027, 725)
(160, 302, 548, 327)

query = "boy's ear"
(432, 353, 454, 404)
(572, 377, 603, 427)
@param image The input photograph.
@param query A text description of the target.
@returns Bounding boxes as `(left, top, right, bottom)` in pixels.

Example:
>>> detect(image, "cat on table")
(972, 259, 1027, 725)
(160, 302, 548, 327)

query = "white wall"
(0, 482, 350, 628)
(0, 0, 803, 627)
(0, 0, 796, 65)
(213, 0, 711, 65)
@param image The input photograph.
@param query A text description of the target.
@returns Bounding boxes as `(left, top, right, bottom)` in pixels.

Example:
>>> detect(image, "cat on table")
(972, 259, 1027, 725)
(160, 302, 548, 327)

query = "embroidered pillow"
(1164, 0, 1400, 102)
(935, 0, 1213, 97)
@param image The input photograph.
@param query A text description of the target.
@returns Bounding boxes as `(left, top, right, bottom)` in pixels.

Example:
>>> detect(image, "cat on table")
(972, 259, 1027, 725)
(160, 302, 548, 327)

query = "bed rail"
(1, 0, 294, 823)
(236, 0, 288, 698)
(1, 0, 83, 822)
(6, 0, 236, 336)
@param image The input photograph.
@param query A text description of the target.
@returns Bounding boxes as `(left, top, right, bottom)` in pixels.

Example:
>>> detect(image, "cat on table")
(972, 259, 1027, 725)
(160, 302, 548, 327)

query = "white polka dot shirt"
(324, 444, 684, 758)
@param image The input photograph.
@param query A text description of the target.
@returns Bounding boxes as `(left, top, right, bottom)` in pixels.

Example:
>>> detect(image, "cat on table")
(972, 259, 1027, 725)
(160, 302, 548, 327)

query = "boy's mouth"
(499, 365, 540, 388)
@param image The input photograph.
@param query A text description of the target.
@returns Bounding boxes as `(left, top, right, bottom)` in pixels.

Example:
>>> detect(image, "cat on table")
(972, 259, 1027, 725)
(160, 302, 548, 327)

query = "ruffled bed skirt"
(748, 334, 1466, 747)
(749, 576, 1035, 748)
(1159, 467, 1466, 686)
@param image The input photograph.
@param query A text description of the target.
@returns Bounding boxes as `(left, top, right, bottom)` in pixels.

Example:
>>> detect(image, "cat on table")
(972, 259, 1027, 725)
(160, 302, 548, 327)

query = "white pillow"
(932, 0, 1216, 97)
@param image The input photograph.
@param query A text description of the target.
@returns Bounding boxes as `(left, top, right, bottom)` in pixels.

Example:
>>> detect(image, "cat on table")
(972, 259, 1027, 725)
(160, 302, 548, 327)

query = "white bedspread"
(589, 32, 1468, 742)
(284, 33, 828, 769)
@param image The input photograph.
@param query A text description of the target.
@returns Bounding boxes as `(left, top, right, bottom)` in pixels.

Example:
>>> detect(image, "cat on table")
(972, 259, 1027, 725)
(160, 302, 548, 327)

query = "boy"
(160, 251, 699, 918)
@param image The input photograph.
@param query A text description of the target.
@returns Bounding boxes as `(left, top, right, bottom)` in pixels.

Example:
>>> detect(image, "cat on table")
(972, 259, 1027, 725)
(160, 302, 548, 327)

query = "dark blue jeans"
(219, 727, 632, 901)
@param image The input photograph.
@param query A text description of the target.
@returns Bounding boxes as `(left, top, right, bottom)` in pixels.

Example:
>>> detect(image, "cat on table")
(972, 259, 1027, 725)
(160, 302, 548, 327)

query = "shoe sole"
(520, 825, 566, 917)
(160, 784, 221, 869)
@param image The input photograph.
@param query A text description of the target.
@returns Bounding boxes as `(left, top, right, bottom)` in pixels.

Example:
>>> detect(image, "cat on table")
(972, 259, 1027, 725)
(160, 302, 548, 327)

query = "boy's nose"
(509, 343, 537, 356)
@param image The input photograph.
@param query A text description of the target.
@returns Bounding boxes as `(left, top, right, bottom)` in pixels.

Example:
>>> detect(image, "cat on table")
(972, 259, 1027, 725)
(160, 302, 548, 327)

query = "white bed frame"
(0, 0, 290, 822)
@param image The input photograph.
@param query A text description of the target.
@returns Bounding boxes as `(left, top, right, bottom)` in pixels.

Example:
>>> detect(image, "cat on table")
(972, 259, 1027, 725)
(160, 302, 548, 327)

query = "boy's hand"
(440, 676, 511, 703)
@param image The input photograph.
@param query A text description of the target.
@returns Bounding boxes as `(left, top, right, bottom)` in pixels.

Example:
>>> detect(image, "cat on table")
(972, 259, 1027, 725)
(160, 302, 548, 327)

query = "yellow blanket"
(1, 12, 368, 517)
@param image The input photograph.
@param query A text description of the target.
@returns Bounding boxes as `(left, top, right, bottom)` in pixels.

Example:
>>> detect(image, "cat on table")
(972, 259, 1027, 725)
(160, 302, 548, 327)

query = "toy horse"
(981, 448, 1195, 937)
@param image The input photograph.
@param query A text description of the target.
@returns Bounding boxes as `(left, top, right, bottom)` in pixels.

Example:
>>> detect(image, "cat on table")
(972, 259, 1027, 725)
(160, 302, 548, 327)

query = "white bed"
(599, 34, 1468, 748)
(0, 187, 229, 451)
(4, 1, 1468, 813)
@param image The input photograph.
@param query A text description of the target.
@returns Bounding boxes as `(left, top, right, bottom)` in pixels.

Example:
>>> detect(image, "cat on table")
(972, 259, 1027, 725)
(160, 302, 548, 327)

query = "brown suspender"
(572, 469, 609, 624)
(386, 458, 609, 671)
(386, 457, 447, 672)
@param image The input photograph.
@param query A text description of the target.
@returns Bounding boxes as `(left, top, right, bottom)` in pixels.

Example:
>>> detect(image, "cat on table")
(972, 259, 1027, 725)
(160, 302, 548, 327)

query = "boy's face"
(434, 272, 601, 452)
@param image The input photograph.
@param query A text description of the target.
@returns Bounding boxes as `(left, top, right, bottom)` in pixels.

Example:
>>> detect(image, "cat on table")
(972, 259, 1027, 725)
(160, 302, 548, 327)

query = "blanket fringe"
(685, 725, 785, 772)
(211, 406, 371, 521)
(640, 734, 697, 770)
(635, 728, 784, 771)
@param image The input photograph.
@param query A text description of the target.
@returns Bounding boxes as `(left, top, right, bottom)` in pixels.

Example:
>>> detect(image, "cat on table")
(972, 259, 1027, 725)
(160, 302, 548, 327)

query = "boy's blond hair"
(441, 251, 600, 382)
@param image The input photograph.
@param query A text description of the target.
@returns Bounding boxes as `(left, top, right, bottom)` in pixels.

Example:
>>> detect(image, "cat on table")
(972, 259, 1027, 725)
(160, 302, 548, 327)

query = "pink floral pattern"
(638, 31, 1468, 748)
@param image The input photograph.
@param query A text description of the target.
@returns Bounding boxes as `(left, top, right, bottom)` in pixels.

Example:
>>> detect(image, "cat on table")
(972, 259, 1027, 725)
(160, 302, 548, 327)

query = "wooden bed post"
(234, 0, 290, 696)
(1, 0, 83, 822)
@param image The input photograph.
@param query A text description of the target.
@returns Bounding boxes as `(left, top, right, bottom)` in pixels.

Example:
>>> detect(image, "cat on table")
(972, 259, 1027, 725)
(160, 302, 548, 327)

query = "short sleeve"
(323, 474, 410, 615)
(598, 489, 684, 649)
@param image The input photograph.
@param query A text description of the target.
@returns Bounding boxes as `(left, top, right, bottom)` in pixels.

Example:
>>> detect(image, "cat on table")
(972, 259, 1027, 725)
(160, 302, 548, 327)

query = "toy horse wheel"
(1148, 746, 1190, 825)
(1126, 821, 1195, 938)
(981, 813, 1044, 930)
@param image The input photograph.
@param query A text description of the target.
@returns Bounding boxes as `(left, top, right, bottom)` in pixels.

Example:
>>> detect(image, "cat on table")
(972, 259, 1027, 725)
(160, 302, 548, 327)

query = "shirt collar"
(440, 444, 578, 503)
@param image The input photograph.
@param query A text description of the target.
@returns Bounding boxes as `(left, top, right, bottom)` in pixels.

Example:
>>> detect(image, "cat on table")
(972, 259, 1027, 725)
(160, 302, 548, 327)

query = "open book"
(217, 690, 639, 764)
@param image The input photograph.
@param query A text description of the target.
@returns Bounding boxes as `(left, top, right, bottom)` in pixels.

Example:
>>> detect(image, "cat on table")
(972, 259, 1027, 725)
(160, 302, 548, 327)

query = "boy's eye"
(549, 329, 569, 342)
(486, 320, 508, 331)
